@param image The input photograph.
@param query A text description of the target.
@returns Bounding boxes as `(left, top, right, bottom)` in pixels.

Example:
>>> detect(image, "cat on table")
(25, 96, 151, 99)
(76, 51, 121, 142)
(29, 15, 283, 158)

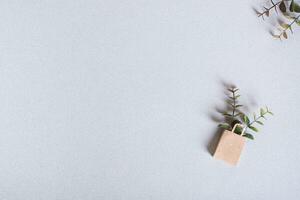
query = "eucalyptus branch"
(276, 14, 300, 39)
(225, 87, 242, 120)
(242, 107, 274, 135)
(231, 89, 237, 119)
(258, 0, 283, 19)
(258, 0, 300, 39)
(218, 87, 243, 131)
(218, 87, 274, 140)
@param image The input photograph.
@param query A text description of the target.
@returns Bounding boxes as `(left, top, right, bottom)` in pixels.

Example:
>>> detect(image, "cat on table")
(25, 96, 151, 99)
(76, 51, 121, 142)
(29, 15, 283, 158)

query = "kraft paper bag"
(213, 124, 245, 166)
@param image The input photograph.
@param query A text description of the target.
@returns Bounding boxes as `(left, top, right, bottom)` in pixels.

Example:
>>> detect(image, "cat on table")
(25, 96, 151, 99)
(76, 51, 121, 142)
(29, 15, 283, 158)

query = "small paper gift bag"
(213, 124, 246, 166)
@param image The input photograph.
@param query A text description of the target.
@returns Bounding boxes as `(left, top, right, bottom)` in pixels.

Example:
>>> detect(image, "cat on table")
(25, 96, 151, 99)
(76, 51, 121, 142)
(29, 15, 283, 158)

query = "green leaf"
(234, 113, 242, 117)
(256, 121, 264, 125)
(268, 111, 274, 115)
(294, 4, 300, 13)
(243, 115, 250, 125)
(249, 126, 259, 132)
(253, 113, 257, 120)
(280, 23, 290, 29)
(290, 0, 294, 11)
(279, 1, 286, 13)
(235, 95, 241, 98)
(233, 126, 243, 135)
(283, 31, 288, 39)
(236, 104, 243, 108)
(231, 120, 242, 127)
(243, 133, 254, 140)
(260, 108, 266, 116)
(223, 113, 232, 117)
(218, 123, 231, 130)
(290, 0, 300, 12)
(297, 20, 300, 26)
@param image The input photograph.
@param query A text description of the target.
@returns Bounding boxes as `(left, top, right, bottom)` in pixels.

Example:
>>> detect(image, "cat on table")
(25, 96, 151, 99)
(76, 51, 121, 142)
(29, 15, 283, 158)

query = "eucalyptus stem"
(232, 90, 236, 121)
(248, 115, 263, 126)
(279, 14, 300, 38)
(258, 0, 283, 18)
(219, 87, 273, 140)
(258, 0, 300, 39)
(243, 107, 273, 133)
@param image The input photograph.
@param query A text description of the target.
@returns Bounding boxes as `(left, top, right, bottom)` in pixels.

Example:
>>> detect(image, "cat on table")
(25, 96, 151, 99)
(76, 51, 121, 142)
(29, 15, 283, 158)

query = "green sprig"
(241, 107, 274, 139)
(218, 87, 274, 140)
(258, 0, 300, 40)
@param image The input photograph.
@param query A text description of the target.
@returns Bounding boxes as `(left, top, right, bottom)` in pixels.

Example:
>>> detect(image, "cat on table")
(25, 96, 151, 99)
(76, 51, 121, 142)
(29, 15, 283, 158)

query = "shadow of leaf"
(207, 127, 223, 156)
(252, 6, 262, 16)
(206, 81, 234, 156)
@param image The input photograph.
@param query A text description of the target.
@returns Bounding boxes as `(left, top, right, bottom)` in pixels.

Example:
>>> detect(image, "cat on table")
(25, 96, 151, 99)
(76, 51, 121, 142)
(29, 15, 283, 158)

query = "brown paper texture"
(213, 130, 245, 166)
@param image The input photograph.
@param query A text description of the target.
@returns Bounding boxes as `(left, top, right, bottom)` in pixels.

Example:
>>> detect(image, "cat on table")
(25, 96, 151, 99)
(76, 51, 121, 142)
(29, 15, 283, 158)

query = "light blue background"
(0, 0, 299, 199)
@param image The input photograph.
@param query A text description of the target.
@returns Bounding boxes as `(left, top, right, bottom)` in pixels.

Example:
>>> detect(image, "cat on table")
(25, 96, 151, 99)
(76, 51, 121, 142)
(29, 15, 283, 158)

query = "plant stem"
(232, 91, 236, 120)
(245, 111, 271, 132)
(258, 0, 292, 18)
(248, 115, 263, 126)
(258, 1, 282, 17)
(279, 14, 300, 37)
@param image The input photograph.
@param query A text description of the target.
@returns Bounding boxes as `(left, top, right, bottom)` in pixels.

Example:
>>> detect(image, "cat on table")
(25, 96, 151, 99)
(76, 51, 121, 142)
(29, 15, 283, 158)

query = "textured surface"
(0, 0, 300, 199)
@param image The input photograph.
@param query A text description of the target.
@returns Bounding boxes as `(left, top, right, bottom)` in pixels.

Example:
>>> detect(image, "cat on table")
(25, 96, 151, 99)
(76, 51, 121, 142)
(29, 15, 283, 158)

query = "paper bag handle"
(232, 123, 246, 136)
